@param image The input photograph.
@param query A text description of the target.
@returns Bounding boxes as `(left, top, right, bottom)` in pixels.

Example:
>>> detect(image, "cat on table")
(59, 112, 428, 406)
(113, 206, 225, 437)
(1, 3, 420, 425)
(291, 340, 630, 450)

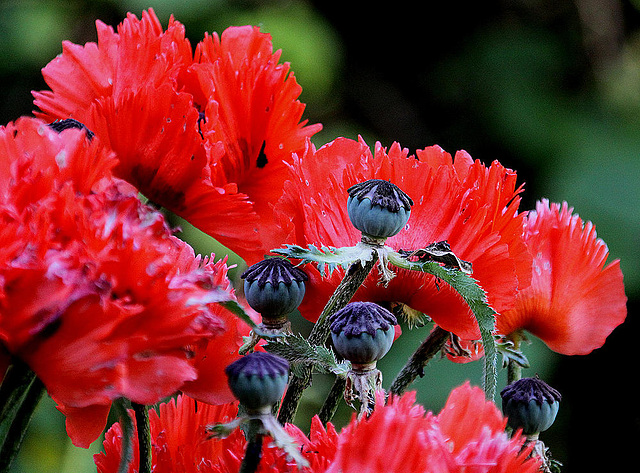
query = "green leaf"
(265, 334, 350, 377)
(387, 251, 498, 400)
(271, 243, 374, 276)
(497, 337, 530, 369)
(219, 301, 261, 333)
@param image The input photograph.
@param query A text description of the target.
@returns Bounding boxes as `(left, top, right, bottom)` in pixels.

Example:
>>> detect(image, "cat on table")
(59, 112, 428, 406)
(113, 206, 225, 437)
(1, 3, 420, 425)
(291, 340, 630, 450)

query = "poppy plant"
(95, 383, 538, 473)
(326, 383, 540, 473)
(497, 199, 627, 355)
(0, 117, 241, 447)
(32, 9, 321, 264)
(274, 136, 532, 340)
(94, 393, 339, 473)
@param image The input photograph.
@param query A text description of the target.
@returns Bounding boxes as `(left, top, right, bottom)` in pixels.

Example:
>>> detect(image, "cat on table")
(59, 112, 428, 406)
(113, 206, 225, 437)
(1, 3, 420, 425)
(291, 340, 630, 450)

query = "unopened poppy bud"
(225, 352, 289, 413)
(500, 376, 561, 436)
(347, 179, 413, 240)
(330, 301, 397, 365)
(241, 258, 307, 323)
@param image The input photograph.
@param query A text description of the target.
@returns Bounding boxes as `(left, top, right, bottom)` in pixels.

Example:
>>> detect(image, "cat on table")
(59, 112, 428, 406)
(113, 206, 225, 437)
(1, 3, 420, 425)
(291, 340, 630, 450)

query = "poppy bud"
(500, 376, 561, 436)
(225, 352, 289, 413)
(330, 301, 397, 366)
(241, 258, 307, 325)
(347, 179, 413, 240)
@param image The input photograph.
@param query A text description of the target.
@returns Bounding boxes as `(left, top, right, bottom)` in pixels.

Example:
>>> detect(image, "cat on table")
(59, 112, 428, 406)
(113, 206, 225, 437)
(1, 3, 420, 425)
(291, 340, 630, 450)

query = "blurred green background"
(1, 0, 638, 471)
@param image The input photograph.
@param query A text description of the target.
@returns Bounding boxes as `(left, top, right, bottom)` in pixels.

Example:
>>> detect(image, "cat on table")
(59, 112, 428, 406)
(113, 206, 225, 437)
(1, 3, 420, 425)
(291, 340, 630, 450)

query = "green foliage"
(271, 244, 375, 277)
(386, 251, 498, 400)
(265, 334, 350, 378)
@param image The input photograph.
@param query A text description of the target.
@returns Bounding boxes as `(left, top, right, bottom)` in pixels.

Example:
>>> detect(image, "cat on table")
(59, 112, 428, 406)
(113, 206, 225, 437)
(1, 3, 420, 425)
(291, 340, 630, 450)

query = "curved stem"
(278, 254, 377, 424)
(132, 402, 152, 473)
(389, 326, 450, 396)
(113, 399, 134, 473)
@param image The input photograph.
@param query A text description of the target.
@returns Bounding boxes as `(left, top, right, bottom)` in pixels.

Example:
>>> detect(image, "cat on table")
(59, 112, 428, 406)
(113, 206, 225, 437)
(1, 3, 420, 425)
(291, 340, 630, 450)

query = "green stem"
(239, 418, 264, 473)
(0, 372, 45, 473)
(278, 254, 377, 425)
(131, 402, 152, 473)
(507, 331, 524, 385)
(389, 326, 450, 396)
(318, 376, 347, 425)
(113, 399, 134, 473)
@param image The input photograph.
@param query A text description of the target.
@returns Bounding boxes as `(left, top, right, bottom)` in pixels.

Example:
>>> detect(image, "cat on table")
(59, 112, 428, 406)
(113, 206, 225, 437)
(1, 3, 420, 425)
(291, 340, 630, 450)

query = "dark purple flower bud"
(330, 301, 397, 365)
(501, 376, 561, 436)
(347, 179, 413, 239)
(242, 258, 307, 322)
(225, 352, 289, 412)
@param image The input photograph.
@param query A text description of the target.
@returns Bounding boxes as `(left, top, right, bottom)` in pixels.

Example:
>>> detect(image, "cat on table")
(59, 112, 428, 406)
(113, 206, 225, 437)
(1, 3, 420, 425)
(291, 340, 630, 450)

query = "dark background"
(1, 0, 638, 471)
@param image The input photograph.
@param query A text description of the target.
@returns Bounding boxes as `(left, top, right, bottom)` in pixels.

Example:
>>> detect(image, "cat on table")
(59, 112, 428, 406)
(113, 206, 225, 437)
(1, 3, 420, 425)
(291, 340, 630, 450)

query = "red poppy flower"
(0, 118, 241, 447)
(94, 395, 241, 473)
(274, 137, 531, 340)
(326, 383, 539, 473)
(94, 393, 338, 473)
(496, 199, 627, 355)
(33, 9, 321, 264)
(95, 385, 537, 473)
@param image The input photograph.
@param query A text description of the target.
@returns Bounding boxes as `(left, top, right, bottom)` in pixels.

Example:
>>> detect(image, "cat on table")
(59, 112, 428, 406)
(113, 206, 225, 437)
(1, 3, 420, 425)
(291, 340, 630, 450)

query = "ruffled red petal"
(275, 137, 529, 339)
(190, 26, 322, 262)
(498, 199, 627, 354)
(33, 12, 321, 264)
(0, 117, 240, 446)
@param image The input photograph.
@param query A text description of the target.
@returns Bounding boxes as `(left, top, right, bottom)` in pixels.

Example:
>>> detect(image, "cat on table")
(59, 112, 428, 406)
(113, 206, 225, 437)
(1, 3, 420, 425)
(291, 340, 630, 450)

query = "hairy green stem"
(389, 326, 450, 396)
(113, 399, 134, 473)
(318, 376, 347, 425)
(132, 402, 152, 473)
(507, 331, 524, 385)
(278, 254, 377, 425)
(239, 418, 264, 473)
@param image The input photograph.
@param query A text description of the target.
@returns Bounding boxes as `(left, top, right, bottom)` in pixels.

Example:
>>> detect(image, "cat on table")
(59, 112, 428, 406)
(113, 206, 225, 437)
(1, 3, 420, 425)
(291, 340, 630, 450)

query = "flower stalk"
(389, 325, 450, 396)
(131, 402, 152, 473)
(112, 399, 134, 473)
(318, 376, 347, 425)
(239, 418, 264, 473)
(277, 254, 378, 425)
(507, 331, 525, 384)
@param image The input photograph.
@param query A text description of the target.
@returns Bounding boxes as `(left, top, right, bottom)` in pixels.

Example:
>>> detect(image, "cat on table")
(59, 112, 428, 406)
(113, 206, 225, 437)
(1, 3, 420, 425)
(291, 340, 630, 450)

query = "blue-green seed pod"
(241, 258, 307, 321)
(330, 301, 397, 365)
(225, 352, 289, 412)
(347, 179, 413, 239)
(500, 376, 561, 436)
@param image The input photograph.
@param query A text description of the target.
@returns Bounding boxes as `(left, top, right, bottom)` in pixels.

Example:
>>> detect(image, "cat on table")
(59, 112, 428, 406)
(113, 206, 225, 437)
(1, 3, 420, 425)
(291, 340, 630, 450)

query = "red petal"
(498, 199, 627, 354)
(277, 137, 529, 339)
(57, 402, 112, 448)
